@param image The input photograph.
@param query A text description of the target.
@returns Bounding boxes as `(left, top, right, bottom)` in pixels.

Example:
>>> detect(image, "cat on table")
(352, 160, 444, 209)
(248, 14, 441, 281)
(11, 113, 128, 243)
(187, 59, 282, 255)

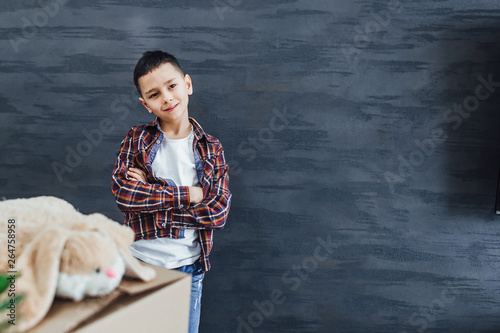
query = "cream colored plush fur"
(0, 196, 156, 332)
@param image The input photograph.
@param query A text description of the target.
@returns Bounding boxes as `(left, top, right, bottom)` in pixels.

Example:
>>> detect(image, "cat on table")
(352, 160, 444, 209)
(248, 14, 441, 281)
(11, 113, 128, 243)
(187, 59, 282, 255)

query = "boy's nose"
(162, 89, 173, 102)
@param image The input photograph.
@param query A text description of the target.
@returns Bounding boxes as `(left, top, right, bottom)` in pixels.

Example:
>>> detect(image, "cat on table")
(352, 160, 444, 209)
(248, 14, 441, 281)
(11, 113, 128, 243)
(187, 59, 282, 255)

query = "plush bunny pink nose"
(106, 268, 117, 278)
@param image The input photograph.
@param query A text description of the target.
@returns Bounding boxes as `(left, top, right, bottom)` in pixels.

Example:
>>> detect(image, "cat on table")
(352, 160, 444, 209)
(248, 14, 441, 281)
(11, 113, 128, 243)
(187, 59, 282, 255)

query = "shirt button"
(157, 140, 161, 144)
(179, 204, 184, 209)
(162, 223, 166, 227)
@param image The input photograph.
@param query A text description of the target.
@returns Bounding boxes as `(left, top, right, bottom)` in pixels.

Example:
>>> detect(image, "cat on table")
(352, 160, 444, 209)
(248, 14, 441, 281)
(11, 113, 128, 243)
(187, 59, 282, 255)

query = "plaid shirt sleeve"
(179, 146, 232, 230)
(111, 129, 191, 213)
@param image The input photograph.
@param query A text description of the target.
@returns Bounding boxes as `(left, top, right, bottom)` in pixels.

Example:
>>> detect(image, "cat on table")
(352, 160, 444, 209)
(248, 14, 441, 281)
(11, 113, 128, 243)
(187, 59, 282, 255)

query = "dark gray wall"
(2, 1, 500, 332)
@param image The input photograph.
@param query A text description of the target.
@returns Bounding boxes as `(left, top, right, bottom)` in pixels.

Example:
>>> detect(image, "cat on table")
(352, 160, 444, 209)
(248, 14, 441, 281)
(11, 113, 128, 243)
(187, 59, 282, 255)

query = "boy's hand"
(126, 167, 147, 183)
(189, 186, 204, 204)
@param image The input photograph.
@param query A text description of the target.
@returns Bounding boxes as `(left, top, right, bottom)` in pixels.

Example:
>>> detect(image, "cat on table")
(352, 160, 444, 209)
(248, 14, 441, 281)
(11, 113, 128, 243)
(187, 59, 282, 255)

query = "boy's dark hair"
(133, 50, 184, 95)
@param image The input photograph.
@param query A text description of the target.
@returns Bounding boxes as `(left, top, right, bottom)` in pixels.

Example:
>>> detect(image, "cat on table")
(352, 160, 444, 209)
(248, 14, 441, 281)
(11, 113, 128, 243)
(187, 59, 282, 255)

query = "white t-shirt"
(130, 125, 201, 269)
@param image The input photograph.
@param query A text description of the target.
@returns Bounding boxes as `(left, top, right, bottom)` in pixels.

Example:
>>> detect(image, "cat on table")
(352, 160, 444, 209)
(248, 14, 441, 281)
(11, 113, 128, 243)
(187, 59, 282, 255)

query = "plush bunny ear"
(15, 228, 70, 332)
(0, 196, 77, 218)
(87, 213, 156, 282)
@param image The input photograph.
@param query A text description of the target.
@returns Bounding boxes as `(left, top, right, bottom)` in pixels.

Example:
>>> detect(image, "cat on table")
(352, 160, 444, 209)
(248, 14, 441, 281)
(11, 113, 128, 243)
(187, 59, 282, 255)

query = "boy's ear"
(185, 74, 193, 95)
(139, 97, 153, 113)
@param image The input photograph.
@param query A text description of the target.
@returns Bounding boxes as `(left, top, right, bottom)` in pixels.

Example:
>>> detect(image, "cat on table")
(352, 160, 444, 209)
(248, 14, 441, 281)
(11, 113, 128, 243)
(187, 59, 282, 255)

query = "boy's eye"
(169, 84, 176, 89)
(149, 93, 158, 98)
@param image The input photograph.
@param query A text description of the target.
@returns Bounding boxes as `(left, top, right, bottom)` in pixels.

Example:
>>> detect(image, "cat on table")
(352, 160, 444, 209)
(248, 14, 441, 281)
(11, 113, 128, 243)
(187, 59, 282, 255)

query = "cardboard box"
(28, 263, 192, 333)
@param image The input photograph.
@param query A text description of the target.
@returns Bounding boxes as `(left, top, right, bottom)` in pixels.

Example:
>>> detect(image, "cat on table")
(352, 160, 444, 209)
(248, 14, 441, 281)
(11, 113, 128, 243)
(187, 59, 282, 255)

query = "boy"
(111, 50, 232, 333)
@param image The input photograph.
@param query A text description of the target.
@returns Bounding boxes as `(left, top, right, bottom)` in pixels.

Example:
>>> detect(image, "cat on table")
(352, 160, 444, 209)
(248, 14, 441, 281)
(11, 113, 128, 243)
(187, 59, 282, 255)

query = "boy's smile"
(138, 63, 193, 133)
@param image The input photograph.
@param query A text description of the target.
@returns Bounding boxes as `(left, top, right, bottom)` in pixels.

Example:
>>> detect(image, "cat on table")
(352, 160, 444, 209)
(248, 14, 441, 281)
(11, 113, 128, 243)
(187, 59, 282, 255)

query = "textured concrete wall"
(1, 1, 500, 332)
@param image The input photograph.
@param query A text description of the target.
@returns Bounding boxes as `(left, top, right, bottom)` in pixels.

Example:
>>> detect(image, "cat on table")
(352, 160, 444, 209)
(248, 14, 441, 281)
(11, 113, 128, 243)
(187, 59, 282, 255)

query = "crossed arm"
(126, 167, 204, 204)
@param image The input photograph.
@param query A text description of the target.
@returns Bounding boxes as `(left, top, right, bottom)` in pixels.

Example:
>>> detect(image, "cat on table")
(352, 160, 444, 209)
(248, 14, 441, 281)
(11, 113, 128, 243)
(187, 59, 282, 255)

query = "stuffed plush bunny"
(0, 196, 156, 332)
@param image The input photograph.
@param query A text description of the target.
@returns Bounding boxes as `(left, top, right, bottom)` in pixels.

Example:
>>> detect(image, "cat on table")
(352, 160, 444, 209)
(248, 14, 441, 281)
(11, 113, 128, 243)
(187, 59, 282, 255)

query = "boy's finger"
(127, 170, 146, 181)
(128, 174, 143, 182)
(128, 168, 145, 175)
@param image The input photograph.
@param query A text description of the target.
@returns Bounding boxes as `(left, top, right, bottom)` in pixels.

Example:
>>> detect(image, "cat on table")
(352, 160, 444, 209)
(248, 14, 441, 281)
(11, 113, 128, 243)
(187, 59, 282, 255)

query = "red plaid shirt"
(111, 117, 232, 272)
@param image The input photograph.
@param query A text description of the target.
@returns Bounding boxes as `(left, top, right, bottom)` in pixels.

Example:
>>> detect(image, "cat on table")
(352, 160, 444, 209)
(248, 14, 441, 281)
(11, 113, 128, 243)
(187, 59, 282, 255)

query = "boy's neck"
(159, 117, 192, 140)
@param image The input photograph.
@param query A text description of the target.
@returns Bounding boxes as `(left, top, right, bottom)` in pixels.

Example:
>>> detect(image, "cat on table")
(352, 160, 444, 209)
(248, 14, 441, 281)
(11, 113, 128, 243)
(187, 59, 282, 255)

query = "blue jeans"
(175, 261, 205, 333)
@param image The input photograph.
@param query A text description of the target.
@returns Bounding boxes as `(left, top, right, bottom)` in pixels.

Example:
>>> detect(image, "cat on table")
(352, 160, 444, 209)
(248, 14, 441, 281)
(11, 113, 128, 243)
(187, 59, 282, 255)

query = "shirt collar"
(146, 117, 216, 143)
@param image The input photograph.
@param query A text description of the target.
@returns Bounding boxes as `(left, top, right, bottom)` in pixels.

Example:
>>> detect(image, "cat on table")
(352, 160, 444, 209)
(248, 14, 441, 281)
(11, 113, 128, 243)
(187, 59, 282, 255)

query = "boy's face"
(138, 63, 193, 125)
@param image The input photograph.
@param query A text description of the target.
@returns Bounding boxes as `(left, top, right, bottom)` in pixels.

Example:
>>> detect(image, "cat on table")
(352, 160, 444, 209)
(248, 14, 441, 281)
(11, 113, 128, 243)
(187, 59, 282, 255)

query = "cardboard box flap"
(118, 263, 187, 295)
